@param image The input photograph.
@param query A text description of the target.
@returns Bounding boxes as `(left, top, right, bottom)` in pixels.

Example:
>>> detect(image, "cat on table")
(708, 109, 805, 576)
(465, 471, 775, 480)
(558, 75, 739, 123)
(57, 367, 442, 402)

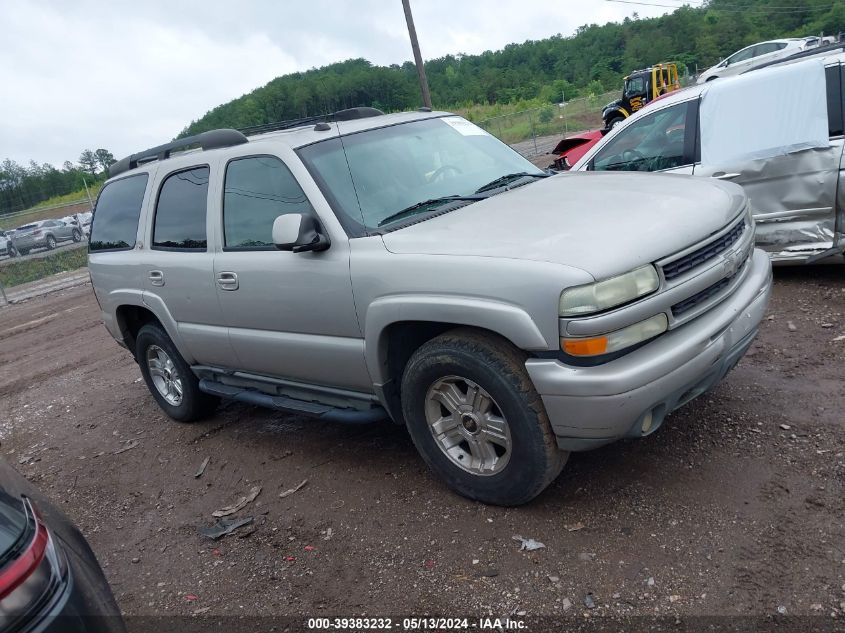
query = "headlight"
(559, 265, 659, 317)
(561, 313, 668, 357)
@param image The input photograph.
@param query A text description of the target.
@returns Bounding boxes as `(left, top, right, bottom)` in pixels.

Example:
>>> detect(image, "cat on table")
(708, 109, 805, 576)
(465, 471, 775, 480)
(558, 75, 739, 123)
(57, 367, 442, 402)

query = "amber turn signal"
(562, 336, 608, 356)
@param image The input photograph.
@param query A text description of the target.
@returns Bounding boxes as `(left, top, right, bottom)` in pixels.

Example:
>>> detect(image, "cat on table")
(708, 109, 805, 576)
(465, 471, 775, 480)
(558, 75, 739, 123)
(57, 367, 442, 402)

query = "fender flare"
(364, 295, 550, 384)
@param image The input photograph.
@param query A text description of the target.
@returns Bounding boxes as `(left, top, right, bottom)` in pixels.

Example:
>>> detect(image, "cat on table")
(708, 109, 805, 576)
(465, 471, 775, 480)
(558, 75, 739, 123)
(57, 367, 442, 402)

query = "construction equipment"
(601, 62, 681, 130)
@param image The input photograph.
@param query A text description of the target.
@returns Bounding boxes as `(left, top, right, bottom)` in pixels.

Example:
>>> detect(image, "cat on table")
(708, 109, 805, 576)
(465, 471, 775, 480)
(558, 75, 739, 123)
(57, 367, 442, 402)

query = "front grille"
(671, 254, 748, 317)
(662, 220, 745, 281)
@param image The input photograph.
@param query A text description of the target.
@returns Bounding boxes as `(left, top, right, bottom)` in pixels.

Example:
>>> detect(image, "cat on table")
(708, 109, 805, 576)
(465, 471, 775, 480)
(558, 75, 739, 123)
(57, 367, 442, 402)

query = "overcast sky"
(0, 0, 674, 166)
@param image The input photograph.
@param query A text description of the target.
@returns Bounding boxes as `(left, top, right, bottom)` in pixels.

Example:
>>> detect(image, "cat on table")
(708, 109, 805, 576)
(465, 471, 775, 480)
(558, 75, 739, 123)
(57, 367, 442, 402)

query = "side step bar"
(198, 380, 388, 425)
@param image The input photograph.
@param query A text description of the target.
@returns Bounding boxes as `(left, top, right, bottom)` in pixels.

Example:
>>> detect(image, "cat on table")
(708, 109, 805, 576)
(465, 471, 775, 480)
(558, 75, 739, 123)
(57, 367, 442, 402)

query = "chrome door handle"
(148, 270, 165, 287)
(216, 272, 239, 291)
(712, 172, 740, 180)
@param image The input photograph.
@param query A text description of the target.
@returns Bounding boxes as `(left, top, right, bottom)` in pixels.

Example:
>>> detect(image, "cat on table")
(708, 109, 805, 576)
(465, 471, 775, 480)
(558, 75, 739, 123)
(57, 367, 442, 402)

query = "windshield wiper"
(474, 171, 550, 194)
(377, 195, 487, 228)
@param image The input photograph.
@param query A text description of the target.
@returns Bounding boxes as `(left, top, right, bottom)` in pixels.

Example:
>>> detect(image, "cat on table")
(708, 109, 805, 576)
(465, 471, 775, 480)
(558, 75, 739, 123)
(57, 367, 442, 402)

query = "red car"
(548, 129, 606, 170)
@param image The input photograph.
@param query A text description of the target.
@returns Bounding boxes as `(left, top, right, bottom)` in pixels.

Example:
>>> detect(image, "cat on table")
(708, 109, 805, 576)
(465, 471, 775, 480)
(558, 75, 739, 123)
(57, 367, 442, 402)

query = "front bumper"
(526, 248, 772, 451)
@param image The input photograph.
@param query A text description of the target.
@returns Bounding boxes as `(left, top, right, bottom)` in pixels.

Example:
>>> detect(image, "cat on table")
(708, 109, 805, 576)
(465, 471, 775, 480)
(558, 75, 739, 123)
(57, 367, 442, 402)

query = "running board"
(198, 380, 387, 424)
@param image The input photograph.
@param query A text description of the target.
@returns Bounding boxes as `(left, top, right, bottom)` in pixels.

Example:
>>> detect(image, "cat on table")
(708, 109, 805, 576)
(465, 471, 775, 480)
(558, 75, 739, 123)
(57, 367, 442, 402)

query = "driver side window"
(727, 46, 755, 65)
(591, 102, 693, 173)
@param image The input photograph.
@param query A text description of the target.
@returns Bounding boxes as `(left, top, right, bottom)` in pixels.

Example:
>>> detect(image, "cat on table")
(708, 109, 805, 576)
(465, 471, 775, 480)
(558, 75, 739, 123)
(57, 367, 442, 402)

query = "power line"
(605, 0, 841, 11)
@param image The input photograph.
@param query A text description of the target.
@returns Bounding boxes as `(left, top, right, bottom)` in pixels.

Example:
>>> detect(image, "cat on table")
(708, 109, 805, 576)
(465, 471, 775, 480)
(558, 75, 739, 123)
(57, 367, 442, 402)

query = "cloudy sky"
(0, 0, 675, 167)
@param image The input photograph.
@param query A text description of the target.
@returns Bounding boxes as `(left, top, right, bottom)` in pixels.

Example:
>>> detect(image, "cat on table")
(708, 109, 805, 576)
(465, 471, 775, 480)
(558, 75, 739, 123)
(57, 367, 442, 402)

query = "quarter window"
(89, 174, 149, 251)
(591, 102, 691, 172)
(153, 167, 209, 250)
(827, 65, 843, 137)
(223, 156, 315, 249)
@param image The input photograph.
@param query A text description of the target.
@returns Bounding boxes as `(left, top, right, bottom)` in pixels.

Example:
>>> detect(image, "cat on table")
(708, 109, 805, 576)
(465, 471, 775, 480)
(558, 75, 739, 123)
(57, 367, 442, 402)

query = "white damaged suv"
(88, 108, 772, 505)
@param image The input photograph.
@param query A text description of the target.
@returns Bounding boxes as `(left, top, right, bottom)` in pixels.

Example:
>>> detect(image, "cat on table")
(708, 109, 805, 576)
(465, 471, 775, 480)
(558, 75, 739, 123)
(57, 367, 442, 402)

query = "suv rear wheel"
(135, 323, 219, 422)
(400, 328, 567, 506)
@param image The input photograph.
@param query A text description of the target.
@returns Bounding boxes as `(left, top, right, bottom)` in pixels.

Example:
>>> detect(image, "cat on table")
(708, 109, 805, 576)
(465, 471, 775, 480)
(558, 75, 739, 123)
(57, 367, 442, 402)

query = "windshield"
(297, 116, 542, 231)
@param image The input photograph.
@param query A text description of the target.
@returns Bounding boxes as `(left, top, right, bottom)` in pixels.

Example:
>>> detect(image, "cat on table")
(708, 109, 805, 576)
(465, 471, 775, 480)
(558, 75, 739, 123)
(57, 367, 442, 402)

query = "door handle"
(712, 172, 740, 180)
(148, 270, 165, 287)
(216, 271, 239, 291)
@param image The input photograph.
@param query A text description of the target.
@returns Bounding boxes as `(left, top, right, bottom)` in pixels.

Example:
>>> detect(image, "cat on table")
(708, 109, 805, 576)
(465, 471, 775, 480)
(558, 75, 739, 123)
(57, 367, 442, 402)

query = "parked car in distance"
(89, 107, 771, 506)
(696, 38, 814, 83)
(573, 53, 845, 264)
(0, 230, 17, 258)
(61, 213, 93, 237)
(0, 458, 124, 632)
(11, 220, 84, 255)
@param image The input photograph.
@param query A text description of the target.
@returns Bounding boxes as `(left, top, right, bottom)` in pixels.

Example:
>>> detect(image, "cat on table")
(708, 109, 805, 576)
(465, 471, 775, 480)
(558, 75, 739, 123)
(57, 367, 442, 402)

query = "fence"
(0, 198, 92, 231)
(477, 90, 618, 158)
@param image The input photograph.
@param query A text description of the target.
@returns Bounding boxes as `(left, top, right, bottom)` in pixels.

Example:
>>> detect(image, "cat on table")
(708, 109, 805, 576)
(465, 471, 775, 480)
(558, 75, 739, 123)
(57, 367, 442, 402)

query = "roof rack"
(238, 107, 386, 137)
(109, 107, 386, 178)
(109, 129, 248, 177)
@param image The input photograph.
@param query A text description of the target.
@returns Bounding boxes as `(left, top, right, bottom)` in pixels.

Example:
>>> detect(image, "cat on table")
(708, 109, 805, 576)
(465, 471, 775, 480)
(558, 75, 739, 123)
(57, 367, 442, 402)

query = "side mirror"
(272, 214, 330, 253)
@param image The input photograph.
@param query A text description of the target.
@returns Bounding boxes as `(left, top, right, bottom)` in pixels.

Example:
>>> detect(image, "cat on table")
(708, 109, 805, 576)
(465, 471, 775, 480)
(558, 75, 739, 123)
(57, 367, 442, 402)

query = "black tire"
(71, 229, 81, 242)
(606, 115, 624, 130)
(400, 328, 567, 506)
(46, 235, 56, 250)
(135, 323, 219, 422)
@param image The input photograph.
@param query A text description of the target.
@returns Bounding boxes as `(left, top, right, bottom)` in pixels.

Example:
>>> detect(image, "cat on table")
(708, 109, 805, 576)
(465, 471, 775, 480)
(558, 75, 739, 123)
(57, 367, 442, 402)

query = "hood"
(381, 172, 746, 280)
(603, 98, 623, 113)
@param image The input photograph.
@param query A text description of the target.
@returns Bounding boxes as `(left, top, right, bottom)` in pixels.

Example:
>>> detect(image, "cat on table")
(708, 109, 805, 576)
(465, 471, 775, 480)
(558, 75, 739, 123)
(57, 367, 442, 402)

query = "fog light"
(641, 411, 654, 434)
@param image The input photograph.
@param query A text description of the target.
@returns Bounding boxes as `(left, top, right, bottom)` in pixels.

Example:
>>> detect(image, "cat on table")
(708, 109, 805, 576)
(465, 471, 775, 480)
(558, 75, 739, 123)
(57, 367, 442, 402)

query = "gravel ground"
(0, 266, 843, 629)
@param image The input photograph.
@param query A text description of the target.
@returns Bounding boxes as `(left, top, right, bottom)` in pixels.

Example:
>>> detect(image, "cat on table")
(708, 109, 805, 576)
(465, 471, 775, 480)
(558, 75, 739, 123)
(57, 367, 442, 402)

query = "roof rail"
(238, 107, 386, 137)
(109, 107, 387, 178)
(109, 129, 248, 178)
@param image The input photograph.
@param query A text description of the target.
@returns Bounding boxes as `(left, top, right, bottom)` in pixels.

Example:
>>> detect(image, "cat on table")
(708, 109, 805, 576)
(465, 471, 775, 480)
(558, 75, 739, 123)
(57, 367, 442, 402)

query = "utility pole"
(402, 0, 432, 109)
(82, 176, 95, 212)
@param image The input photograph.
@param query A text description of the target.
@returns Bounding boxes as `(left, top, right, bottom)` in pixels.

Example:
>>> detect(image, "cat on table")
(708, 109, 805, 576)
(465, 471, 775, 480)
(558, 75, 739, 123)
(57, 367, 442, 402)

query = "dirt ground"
(0, 266, 843, 627)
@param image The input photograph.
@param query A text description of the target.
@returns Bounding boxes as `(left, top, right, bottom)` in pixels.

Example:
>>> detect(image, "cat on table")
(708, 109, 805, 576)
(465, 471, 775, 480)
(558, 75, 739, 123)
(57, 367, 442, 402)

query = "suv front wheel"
(401, 329, 567, 506)
(135, 323, 219, 422)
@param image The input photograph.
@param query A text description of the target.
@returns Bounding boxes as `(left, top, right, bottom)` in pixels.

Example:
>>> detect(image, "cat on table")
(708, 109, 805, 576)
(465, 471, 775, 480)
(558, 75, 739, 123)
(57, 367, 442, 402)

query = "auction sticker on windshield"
(441, 116, 490, 136)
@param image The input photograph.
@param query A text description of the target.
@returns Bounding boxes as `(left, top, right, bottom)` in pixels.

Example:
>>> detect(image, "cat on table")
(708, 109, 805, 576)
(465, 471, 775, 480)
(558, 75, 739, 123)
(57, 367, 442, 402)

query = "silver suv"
(88, 108, 772, 505)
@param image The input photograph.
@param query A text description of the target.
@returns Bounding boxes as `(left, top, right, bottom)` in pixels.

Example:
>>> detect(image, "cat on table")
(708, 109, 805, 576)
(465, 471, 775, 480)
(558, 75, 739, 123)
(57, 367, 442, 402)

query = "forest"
(3, 0, 843, 217)
(0, 150, 114, 218)
(179, 0, 845, 136)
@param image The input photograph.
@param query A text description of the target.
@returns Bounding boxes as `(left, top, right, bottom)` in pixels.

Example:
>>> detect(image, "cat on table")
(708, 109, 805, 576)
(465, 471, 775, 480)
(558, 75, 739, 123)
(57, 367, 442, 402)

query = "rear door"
(693, 63, 844, 261)
(142, 164, 235, 366)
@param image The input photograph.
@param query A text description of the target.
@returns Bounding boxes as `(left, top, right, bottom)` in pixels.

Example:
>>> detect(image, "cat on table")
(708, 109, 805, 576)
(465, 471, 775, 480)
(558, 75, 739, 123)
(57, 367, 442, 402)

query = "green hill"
(176, 0, 844, 136)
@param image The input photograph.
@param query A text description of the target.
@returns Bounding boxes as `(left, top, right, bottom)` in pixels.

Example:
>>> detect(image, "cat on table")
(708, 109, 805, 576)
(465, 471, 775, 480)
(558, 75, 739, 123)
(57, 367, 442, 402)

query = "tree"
(79, 149, 98, 175)
(94, 149, 116, 172)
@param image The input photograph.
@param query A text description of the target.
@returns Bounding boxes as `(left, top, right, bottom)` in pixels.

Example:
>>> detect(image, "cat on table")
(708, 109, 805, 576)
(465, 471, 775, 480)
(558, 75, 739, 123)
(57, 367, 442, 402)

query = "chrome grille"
(663, 220, 745, 281)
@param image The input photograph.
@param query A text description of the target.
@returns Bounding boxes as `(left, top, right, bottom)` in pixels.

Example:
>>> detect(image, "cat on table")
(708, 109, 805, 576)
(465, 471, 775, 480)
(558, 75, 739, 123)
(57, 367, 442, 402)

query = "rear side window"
(153, 167, 209, 250)
(89, 174, 148, 252)
(223, 156, 315, 249)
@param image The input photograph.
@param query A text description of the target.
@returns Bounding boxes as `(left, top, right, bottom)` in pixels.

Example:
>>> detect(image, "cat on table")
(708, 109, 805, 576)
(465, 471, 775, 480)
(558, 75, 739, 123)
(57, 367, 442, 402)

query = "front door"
(212, 153, 370, 392)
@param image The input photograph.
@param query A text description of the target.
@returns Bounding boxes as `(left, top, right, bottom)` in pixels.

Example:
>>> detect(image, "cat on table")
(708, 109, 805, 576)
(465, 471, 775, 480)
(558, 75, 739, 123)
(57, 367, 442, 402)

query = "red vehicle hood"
(552, 129, 604, 165)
